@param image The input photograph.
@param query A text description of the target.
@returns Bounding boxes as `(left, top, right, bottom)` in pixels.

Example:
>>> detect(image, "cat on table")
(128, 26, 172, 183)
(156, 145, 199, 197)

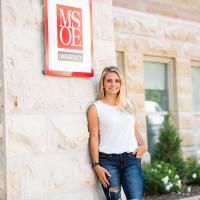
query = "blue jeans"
(99, 152, 143, 200)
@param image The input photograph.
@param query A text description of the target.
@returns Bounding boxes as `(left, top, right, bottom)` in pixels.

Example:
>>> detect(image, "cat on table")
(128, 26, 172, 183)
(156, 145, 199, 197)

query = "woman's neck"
(101, 95, 117, 106)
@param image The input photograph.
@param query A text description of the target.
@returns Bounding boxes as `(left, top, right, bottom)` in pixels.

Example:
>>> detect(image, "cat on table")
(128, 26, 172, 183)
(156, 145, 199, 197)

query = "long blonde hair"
(98, 66, 135, 114)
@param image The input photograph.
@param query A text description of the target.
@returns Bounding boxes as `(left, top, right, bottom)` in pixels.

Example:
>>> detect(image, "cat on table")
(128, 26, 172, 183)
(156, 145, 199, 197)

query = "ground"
(143, 185, 200, 200)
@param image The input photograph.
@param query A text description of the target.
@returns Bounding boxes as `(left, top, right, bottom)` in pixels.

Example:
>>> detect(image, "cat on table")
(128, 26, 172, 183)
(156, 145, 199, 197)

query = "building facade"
(0, 0, 200, 199)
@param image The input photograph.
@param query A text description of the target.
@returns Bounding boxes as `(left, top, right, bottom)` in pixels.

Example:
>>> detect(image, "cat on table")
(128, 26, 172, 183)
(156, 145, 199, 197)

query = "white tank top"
(94, 100, 138, 154)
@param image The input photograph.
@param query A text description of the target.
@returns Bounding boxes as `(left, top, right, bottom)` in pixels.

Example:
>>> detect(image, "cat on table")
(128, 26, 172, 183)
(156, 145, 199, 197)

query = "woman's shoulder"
(87, 102, 99, 118)
(87, 101, 100, 112)
(88, 100, 100, 108)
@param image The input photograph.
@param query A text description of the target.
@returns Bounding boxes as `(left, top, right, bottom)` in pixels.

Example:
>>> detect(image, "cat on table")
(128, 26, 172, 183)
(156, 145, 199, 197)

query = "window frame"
(116, 51, 125, 74)
(191, 61, 200, 115)
(143, 56, 174, 113)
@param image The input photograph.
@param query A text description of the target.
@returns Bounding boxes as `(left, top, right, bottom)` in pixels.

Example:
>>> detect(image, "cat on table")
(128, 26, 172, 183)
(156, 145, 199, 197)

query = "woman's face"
(103, 72, 121, 96)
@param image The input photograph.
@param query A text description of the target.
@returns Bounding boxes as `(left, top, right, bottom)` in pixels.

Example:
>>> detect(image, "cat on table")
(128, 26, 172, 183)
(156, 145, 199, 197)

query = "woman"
(87, 66, 147, 200)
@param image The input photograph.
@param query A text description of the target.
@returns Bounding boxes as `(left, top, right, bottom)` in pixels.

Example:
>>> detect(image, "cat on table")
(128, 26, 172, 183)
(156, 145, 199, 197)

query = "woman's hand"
(134, 144, 148, 158)
(94, 165, 111, 188)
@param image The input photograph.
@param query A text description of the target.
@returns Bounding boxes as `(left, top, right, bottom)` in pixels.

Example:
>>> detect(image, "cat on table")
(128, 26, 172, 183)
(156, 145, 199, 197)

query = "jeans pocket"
(127, 152, 136, 158)
(128, 153, 142, 165)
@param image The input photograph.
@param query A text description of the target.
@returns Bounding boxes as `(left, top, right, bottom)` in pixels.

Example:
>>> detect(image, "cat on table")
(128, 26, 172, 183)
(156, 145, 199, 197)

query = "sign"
(44, 0, 93, 77)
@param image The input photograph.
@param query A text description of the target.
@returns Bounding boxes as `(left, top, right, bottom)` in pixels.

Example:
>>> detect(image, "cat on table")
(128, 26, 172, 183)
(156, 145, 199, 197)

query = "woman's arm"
(134, 121, 148, 158)
(87, 105, 100, 165)
(87, 104, 111, 187)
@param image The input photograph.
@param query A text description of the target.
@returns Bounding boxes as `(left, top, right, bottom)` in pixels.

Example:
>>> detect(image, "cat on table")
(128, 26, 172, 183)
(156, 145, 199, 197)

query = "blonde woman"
(87, 66, 147, 200)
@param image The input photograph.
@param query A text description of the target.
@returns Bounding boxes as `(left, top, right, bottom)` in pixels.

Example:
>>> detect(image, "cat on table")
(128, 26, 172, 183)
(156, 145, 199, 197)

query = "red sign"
(44, 0, 93, 77)
(57, 5, 83, 50)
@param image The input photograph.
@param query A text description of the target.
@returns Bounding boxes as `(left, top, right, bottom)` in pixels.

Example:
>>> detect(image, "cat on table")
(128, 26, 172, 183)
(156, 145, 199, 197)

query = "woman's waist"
(99, 151, 136, 157)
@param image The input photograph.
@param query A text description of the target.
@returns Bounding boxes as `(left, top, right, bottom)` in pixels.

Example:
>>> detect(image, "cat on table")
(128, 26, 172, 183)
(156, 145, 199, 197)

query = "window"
(143, 57, 173, 153)
(116, 51, 125, 75)
(144, 61, 169, 111)
(192, 62, 200, 151)
(192, 65, 200, 113)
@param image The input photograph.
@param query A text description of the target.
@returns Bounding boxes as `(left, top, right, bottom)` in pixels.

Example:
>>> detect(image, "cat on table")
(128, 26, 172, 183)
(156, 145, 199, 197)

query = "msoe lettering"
(57, 4, 83, 50)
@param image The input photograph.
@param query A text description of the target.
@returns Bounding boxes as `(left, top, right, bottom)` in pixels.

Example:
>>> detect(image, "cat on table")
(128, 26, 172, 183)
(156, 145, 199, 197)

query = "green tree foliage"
(151, 115, 186, 178)
(186, 159, 200, 184)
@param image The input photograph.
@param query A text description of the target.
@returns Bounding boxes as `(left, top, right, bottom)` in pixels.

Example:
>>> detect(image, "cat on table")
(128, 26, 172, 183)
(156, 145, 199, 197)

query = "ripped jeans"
(99, 152, 143, 200)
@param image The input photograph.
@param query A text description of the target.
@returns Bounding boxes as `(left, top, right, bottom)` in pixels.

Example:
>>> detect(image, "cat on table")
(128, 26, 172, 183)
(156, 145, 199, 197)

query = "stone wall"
(113, 5, 200, 158)
(113, 0, 200, 23)
(0, 0, 116, 199)
(164, 0, 200, 12)
(0, 0, 199, 199)
(0, 0, 5, 199)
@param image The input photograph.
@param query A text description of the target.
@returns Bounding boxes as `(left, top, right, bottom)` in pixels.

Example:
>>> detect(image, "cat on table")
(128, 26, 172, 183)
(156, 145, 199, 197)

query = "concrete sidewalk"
(179, 195, 200, 200)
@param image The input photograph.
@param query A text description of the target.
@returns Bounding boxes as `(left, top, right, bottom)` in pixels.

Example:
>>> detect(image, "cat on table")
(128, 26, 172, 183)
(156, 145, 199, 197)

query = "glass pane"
(192, 67, 200, 150)
(192, 67, 200, 112)
(144, 62, 166, 90)
(145, 90, 168, 112)
(144, 62, 168, 111)
(144, 61, 169, 154)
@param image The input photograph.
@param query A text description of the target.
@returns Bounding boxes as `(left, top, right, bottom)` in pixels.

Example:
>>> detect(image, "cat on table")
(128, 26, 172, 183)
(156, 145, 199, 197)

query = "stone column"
(174, 58, 196, 158)
(93, 0, 116, 74)
(124, 53, 147, 141)
(0, 1, 6, 199)
(0, 0, 117, 199)
(124, 52, 150, 161)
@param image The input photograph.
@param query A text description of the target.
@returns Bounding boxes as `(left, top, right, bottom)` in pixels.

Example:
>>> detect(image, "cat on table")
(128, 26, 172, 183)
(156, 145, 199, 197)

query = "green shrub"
(144, 114, 200, 196)
(185, 159, 200, 184)
(151, 115, 186, 178)
(143, 161, 183, 195)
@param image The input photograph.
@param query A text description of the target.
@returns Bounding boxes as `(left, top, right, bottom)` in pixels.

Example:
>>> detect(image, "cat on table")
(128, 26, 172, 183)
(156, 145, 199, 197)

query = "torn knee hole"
(109, 187, 120, 193)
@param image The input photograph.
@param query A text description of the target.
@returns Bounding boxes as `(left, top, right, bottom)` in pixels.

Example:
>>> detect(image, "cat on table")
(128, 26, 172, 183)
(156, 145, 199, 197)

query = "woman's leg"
(99, 153, 122, 200)
(121, 155, 143, 200)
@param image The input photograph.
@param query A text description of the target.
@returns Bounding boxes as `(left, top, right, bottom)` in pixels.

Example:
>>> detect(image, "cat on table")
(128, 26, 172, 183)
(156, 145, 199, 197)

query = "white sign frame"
(44, 0, 93, 77)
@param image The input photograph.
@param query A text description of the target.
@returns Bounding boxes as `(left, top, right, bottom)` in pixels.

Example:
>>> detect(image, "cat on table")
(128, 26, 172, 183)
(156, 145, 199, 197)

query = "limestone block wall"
(164, 0, 200, 12)
(113, 6, 200, 158)
(0, 1, 5, 199)
(0, 0, 116, 200)
(113, 0, 200, 23)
